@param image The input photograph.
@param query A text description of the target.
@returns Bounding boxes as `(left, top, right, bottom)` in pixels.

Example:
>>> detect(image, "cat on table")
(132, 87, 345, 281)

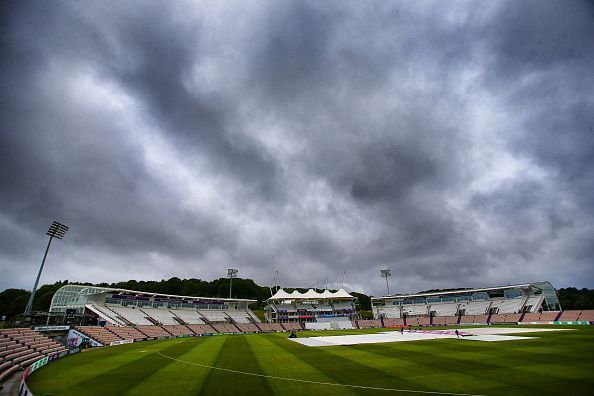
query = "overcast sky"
(1, 1, 593, 296)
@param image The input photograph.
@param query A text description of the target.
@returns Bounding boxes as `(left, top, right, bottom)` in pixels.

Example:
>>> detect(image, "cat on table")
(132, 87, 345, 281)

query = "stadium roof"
(55, 284, 256, 303)
(268, 288, 355, 301)
(371, 281, 552, 301)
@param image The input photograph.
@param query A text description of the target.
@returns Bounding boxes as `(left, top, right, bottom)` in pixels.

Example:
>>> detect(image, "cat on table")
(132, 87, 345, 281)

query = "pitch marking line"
(156, 351, 486, 396)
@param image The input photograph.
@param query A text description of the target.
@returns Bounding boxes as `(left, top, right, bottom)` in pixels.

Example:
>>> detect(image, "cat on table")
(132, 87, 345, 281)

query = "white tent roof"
(269, 288, 355, 301)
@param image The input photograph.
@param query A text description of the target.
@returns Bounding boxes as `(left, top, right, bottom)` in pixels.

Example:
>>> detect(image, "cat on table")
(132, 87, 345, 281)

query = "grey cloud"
(1, 0, 593, 295)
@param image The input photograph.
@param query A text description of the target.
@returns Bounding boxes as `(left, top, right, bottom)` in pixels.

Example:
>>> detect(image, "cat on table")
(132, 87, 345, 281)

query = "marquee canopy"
(269, 288, 355, 301)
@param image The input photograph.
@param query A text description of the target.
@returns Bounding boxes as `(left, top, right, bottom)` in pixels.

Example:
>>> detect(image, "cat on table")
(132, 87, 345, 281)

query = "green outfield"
(27, 326, 594, 396)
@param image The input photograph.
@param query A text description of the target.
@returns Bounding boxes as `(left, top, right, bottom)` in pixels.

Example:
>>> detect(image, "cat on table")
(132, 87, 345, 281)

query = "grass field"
(27, 326, 594, 395)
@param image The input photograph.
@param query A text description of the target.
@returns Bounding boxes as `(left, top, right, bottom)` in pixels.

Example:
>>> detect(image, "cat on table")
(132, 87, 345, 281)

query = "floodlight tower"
(24, 221, 69, 318)
(380, 268, 392, 295)
(228, 268, 238, 298)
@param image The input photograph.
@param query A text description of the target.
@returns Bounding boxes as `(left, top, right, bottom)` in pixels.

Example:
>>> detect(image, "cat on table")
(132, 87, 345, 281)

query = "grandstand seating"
(523, 295, 544, 312)
(106, 305, 154, 325)
(460, 301, 490, 315)
(86, 304, 127, 326)
(225, 310, 254, 324)
(460, 315, 489, 324)
(539, 311, 560, 321)
(281, 322, 303, 331)
(161, 325, 194, 337)
(432, 316, 458, 325)
(383, 318, 405, 327)
(142, 308, 179, 325)
(490, 298, 525, 314)
(137, 325, 172, 339)
(76, 326, 121, 345)
(558, 310, 581, 321)
(105, 325, 146, 341)
(187, 324, 216, 334)
(379, 305, 401, 318)
(211, 323, 241, 333)
(170, 310, 206, 325)
(333, 302, 354, 310)
(235, 324, 260, 333)
(257, 323, 284, 332)
(521, 312, 541, 322)
(198, 310, 228, 323)
(0, 328, 67, 383)
(579, 310, 594, 322)
(490, 314, 521, 324)
(402, 305, 428, 316)
(406, 317, 420, 326)
(429, 302, 458, 317)
(356, 319, 382, 329)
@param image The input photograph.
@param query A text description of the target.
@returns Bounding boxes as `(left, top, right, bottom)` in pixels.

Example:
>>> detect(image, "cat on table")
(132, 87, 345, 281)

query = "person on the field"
(400, 327, 404, 335)
(455, 329, 460, 338)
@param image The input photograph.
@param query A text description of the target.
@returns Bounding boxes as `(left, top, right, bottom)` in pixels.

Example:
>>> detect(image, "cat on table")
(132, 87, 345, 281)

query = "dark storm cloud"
(1, 1, 593, 295)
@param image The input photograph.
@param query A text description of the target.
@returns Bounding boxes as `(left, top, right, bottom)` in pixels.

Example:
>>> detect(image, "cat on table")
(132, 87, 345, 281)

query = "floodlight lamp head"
(380, 269, 391, 277)
(227, 268, 238, 277)
(46, 221, 69, 239)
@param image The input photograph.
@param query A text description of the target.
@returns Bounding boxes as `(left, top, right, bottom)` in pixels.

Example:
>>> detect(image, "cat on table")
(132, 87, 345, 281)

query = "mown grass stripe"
(197, 335, 276, 396)
(26, 338, 184, 394)
(156, 348, 486, 396)
(323, 342, 507, 393)
(30, 339, 199, 395)
(265, 333, 435, 395)
(244, 333, 359, 396)
(125, 336, 227, 396)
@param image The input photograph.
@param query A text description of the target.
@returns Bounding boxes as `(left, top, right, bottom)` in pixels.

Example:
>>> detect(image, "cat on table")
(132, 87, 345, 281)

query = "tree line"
(0, 279, 591, 320)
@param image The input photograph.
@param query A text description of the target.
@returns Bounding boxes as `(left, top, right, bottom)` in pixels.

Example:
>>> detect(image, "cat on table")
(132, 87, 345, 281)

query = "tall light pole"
(228, 268, 238, 298)
(380, 269, 391, 296)
(24, 221, 69, 318)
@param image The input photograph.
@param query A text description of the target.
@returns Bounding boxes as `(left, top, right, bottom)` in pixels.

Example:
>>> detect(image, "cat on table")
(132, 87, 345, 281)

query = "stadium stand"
(142, 308, 179, 325)
(257, 323, 284, 332)
(86, 304, 127, 326)
(558, 310, 581, 322)
(539, 311, 561, 321)
(429, 302, 458, 317)
(225, 310, 255, 324)
(489, 298, 525, 314)
(460, 301, 491, 315)
(521, 312, 541, 322)
(433, 316, 459, 325)
(105, 325, 146, 341)
(281, 322, 303, 331)
(372, 282, 561, 321)
(403, 305, 428, 316)
(198, 310, 229, 323)
(490, 313, 521, 324)
(0, 328, 67, 382)
(161, 325, 194, 337)
(170, 309, 206, 325)
(187, 324, 217, 334)
(235, 323, 260, 333)
(460, 315, 489, 324)
(211, 324, 241, 333)
(383, 318, 405, 327)
(356, 319, 382, 329)
(266, 288, 357, 325)
(579, 310, 594, 322)
(379, 305, 402, 318)
(76, 326, 122, 345)
(137, 325, 172, 339)
(106, 305, 154, 325)
(524, 295, 545, 312)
